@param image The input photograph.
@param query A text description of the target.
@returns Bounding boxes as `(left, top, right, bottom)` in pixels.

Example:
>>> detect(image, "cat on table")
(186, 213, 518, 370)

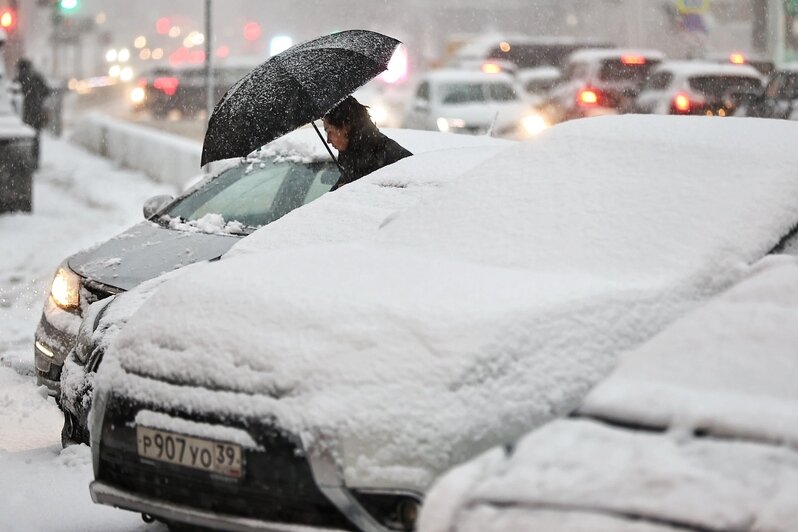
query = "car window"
(525, 78, 559, 94)
(598, 59, 659, 83)
(764, 74, 784, 98)
(489, 82, 519, 101)
(440, 83, 486, 104)
(563, 62, 589, 81)
(163, 160, 338, 230)
(688, 75, 762, 98)
(644, 71, 673, 90)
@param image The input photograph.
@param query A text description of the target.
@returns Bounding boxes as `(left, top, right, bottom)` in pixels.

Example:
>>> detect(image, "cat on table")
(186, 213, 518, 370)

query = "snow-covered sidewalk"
(0, 133, 172, 531)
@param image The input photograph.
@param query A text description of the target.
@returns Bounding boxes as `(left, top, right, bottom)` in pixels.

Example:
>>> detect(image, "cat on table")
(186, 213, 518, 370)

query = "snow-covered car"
(59, 133, 511, 445)
(635, 61, 763, 116)
(403, 70, 547, 138)
(0, 28, 37, 214)
(87, 116, 798, 532)
(420, 254, 798, 532)
(35, 128, 503, 397)
(545, 48, 664, 123)
(740, 63, 798, 121)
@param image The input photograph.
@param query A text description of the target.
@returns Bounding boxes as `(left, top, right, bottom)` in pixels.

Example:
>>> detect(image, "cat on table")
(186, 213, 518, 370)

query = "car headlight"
(522, 113, 548, 136)
(436, 117, 466, 133)
(51, 266, 81, 310)
(130, 86, 146, 104)
(368, 104, 389, 126)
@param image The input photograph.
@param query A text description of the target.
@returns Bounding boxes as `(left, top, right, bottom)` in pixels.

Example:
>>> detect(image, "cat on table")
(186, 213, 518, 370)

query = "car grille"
(97, 395, 356, 530)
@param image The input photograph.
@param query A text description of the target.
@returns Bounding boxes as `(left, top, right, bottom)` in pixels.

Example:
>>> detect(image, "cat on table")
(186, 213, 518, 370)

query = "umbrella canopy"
(201, 30, 401, 166)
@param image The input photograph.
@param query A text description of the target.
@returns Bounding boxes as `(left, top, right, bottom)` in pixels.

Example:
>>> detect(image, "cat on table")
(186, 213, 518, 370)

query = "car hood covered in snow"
(96, 116, 798, 494)
(419, 256, 798, 532)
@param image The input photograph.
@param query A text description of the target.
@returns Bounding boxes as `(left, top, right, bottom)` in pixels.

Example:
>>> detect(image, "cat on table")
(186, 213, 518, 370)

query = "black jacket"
(16, 69, 51, 130)
(332, 128, 411, 190)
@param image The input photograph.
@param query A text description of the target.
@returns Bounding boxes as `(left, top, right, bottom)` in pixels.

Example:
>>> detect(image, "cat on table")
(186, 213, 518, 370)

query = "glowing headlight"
(130, 86, 146, 104)
(437, 117, 466, 133)
(522, 114, 548, 136)
(51, 267, 80, 309)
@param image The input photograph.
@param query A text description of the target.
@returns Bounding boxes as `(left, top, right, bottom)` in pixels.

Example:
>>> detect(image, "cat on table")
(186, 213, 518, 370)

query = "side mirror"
(143, 194, 174, 219)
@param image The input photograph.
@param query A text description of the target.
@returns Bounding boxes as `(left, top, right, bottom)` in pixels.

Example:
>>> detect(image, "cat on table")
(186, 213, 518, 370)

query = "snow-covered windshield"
(160, 159, 339, 233)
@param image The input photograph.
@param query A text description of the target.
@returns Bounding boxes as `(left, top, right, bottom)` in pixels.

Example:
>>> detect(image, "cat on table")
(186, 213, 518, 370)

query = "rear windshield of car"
(688, 75, 762, 98)
(440, 82, 519, 104)
(161, 159, 339, 232)
(598, 59, 659, 83)
(487, 43, 604, 69)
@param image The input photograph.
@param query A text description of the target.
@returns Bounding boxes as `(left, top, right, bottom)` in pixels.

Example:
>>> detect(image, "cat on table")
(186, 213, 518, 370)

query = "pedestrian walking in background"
(15, 58, 50, 168)
(322, 96, 411, 190)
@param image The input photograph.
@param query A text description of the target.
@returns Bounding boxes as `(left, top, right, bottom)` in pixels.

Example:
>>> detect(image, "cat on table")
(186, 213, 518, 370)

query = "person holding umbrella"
(322, 96, 411, 190)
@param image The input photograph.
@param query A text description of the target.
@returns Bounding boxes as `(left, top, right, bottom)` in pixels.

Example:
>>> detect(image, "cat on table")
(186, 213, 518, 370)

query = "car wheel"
(61, 410, 89, 447)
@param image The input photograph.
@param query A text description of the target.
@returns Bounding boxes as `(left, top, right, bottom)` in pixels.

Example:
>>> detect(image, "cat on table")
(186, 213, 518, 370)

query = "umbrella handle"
(312, 121, 347, 180)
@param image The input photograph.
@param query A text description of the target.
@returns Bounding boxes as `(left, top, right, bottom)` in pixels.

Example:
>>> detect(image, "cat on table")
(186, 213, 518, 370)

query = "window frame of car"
(643, 70, 674, 91)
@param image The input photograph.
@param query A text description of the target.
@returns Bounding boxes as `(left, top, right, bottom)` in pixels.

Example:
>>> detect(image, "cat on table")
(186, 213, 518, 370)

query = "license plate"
(136, 426, 243, 478)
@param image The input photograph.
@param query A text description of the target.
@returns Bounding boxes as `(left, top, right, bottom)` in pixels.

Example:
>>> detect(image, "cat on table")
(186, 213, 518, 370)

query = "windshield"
(688, 75, 762, 99)
(161, 159, 339, 233)
(599, 59, 659, 84)
(440, 82, 519, 104)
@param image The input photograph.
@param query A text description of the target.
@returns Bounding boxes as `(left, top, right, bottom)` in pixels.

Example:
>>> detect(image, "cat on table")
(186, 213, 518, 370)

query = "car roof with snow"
(568, 48, 665, 63)
(653, 60, 762, 79)
(96, 116, 798, 496)
(419, 256, 798, 532)
(455, 35, 608, 59)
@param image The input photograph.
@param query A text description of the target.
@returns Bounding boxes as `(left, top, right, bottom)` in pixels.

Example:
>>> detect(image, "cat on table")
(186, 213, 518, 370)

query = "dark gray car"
(34, 142, 341, 396)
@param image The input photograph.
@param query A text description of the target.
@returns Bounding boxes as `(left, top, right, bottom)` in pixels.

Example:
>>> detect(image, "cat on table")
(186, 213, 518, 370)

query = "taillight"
(673, 93, 691, 113)
(578, 88, 600, 106)
(621, 54, 646, 65)
(153, 77, 179, 96)
(136, 77, 147, 88)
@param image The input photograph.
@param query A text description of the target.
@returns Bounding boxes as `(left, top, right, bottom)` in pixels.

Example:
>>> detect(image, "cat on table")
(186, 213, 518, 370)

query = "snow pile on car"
(419, 256, 798, 532)
(96, 116, 798, 492)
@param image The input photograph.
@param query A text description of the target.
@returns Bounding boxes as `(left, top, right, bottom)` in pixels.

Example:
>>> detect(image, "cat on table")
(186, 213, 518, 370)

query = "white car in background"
(420, 254, 798, 532)
(402, 69, 547, 138)
(635, 61, 763, 116)
(87, 116, 798, 532)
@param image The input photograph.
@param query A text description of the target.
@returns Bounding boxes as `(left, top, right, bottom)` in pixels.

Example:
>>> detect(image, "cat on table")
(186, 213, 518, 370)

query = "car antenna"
(486, 111, 499, 137)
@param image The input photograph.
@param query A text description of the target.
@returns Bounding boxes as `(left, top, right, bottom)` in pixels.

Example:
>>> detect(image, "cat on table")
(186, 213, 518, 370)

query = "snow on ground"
(0, 133, 172, 531)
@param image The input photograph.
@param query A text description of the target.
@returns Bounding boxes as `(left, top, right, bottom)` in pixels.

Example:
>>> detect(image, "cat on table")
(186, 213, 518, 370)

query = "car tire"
(61, 410, 89, 447)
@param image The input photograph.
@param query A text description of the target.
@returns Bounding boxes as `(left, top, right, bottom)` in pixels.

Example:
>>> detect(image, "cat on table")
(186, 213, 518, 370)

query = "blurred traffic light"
(0, 8, 15, 31)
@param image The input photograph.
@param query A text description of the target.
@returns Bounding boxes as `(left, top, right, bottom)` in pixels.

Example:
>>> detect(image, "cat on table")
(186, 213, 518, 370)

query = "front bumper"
(90, 480, 337, 532)
(34, 309, 80, 396)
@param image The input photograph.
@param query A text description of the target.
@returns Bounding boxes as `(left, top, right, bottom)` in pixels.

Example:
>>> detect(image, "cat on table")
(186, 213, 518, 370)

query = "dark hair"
(324, 96, 375, 134)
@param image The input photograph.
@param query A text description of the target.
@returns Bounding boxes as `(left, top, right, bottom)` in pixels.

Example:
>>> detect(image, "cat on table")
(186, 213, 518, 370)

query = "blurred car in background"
(635, 61, 763, 116)
(706, 51, 776, 77)
(56, 130, 513, 445)
(446, 35, 611, 73)
(545, 48, 664, 123)
(403, 69, 547, 138)
(739, 63, 798, 121)
(86, 116, 798, 532)
(516, 66, 561, 104)
(419, 254, 798, 532)
(130, 59, 259, 119)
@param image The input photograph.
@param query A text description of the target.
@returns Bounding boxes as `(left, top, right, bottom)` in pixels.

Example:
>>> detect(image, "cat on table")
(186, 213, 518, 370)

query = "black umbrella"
(201, 30, 401, 167)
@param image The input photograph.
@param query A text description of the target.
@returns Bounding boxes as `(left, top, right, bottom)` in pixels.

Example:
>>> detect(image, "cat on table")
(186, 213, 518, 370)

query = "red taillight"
(621, 54, 646, 65)
(578, 88, 600, 106)
(153, 77, 179, 96)
(136, 77, 147, 88)
(673, 93, 691, 113)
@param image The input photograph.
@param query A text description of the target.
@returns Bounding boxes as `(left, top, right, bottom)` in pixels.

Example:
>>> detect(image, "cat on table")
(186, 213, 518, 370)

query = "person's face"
(323, 119, 350, 152)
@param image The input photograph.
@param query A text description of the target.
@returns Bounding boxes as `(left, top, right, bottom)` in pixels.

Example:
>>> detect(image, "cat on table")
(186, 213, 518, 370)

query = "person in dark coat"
(15, 58, 51, 167)
(322, 96, 411, 190)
